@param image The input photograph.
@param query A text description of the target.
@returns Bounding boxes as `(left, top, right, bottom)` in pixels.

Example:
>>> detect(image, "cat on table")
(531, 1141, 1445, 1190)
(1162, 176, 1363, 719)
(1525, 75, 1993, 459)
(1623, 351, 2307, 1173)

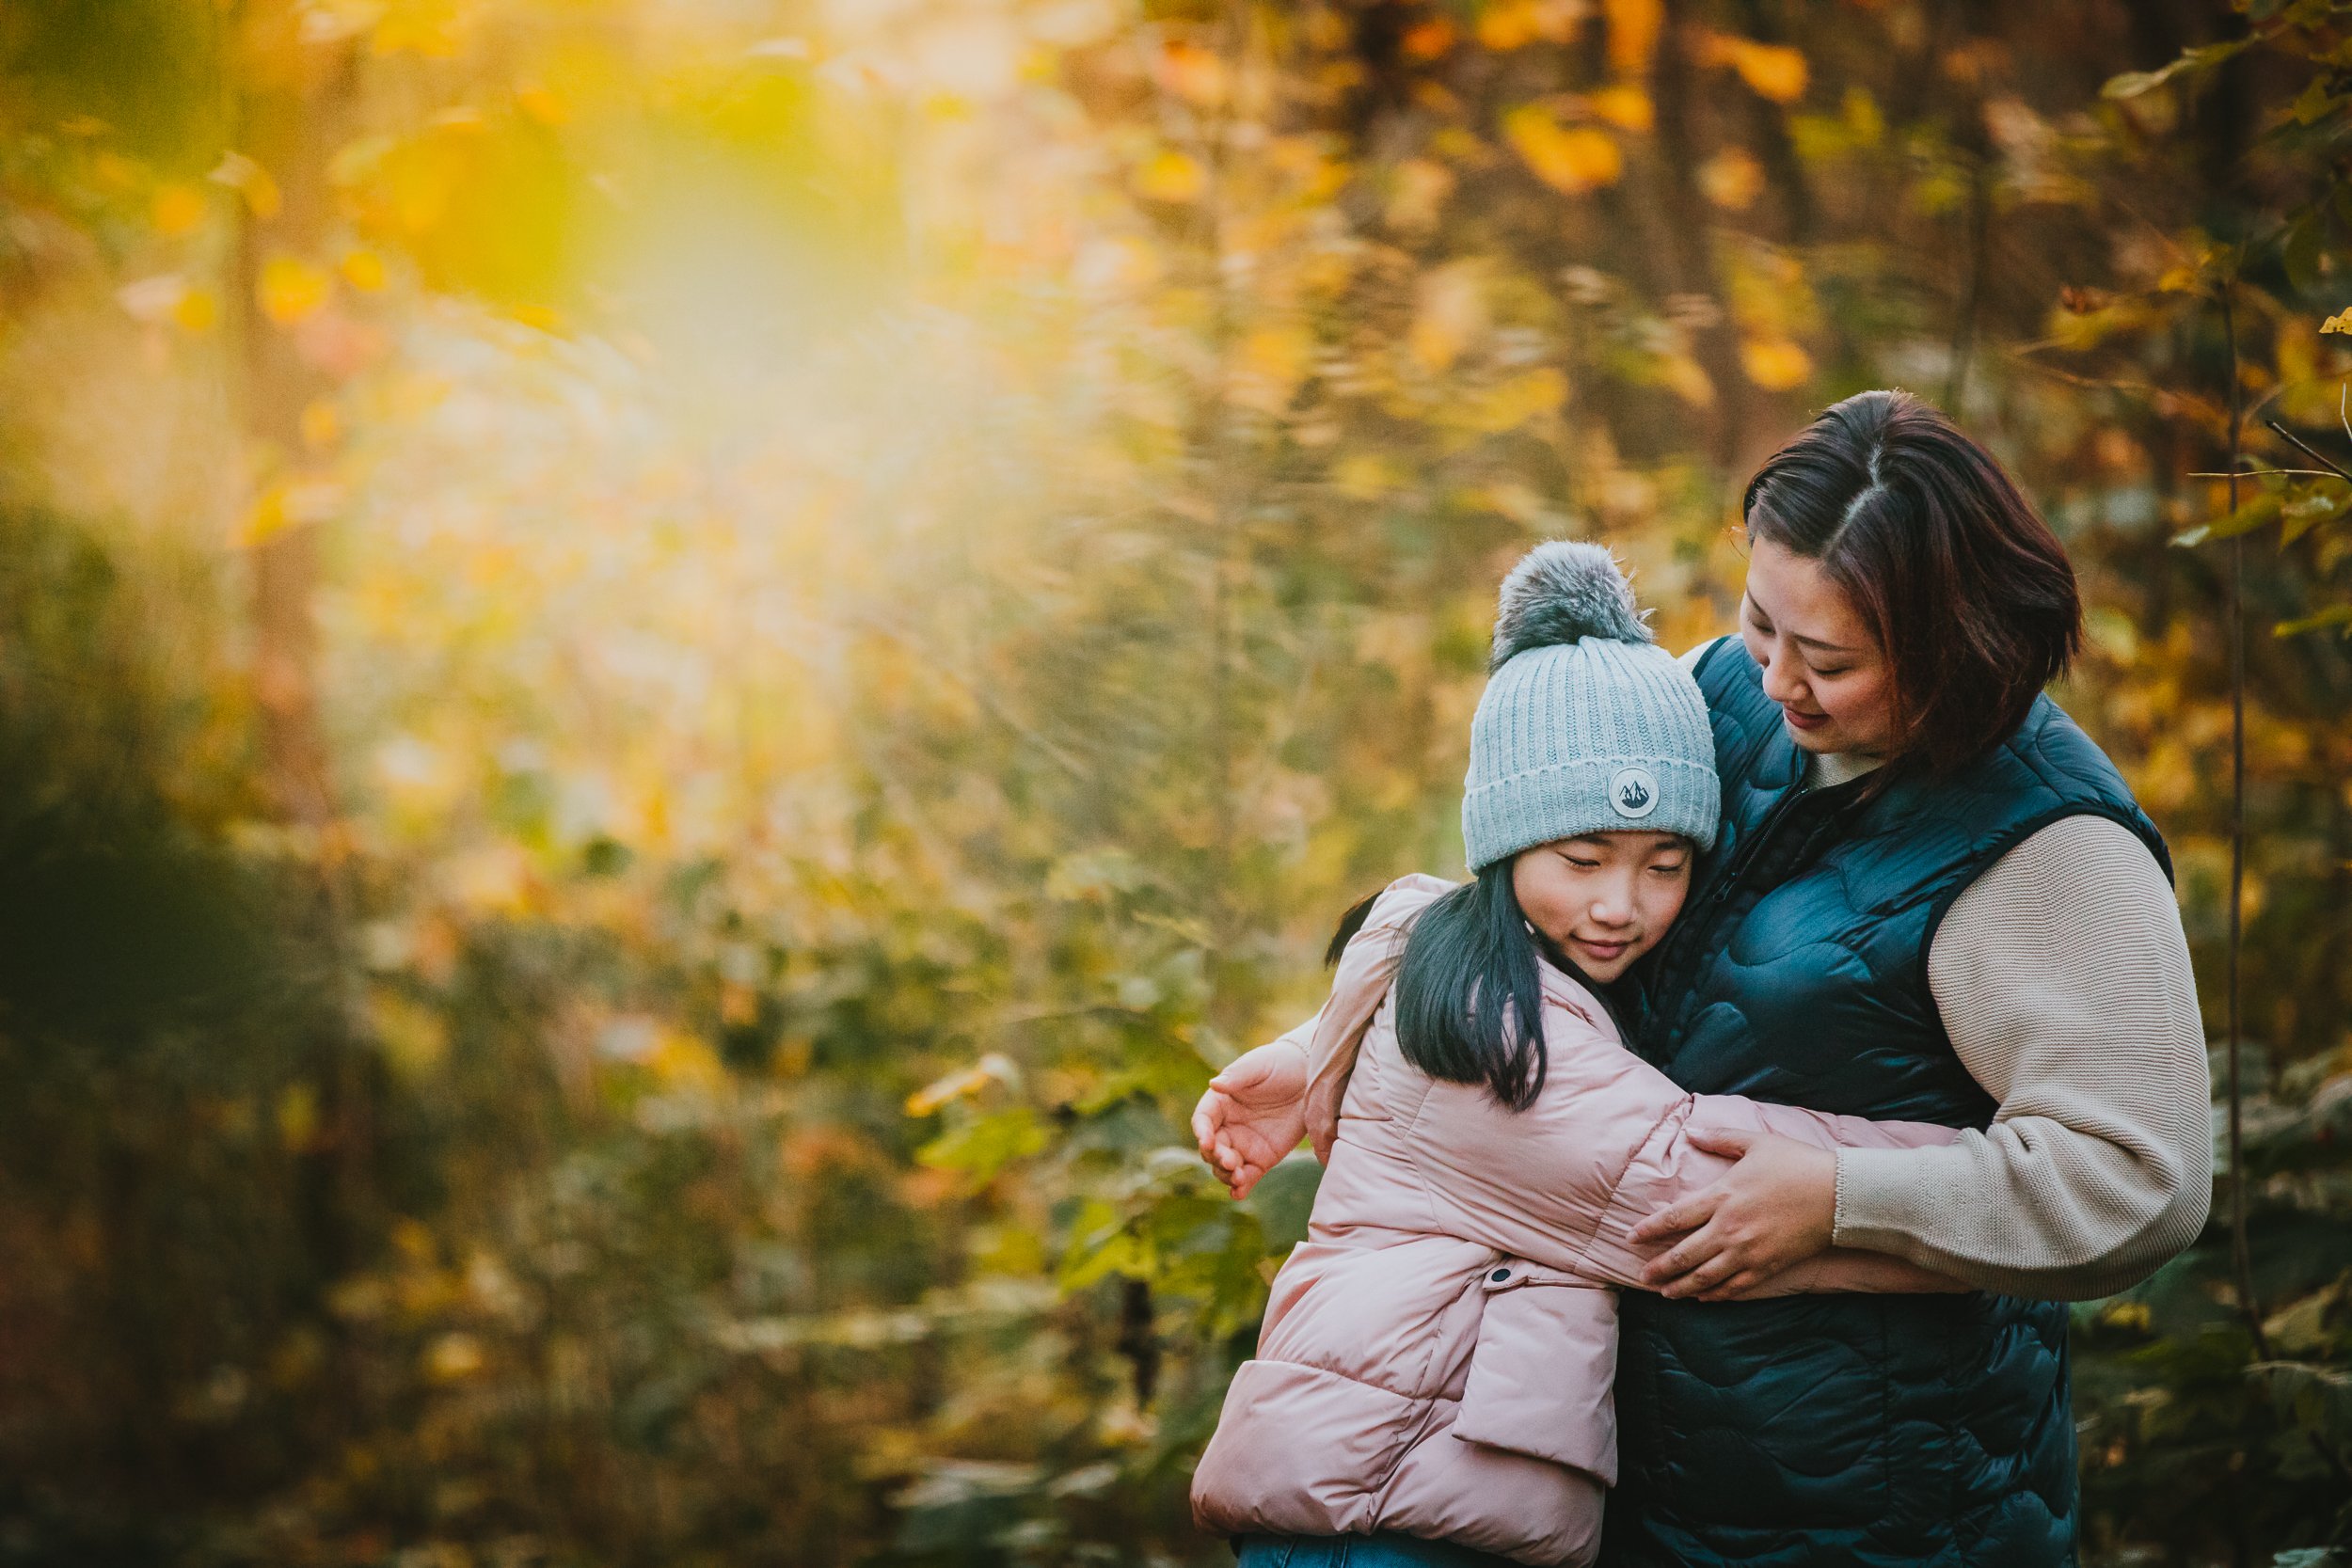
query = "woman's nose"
(1757, 642, 1804, 705)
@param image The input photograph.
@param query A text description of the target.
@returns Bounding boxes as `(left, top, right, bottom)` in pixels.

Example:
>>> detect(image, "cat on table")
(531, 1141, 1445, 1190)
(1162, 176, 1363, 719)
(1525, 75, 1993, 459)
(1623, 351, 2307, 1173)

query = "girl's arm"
(1575, 1095, 1969, 1294)
(1191, 875, 1453, 1196)
(1637, 817, 2212, 1302)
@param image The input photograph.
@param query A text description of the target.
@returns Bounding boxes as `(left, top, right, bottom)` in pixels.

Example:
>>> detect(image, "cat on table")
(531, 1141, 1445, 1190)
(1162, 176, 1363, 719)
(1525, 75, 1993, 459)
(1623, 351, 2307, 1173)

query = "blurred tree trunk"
(1652, 0, 1747, 475)
(227, 3, 376, 1281)
(232, 3, 349, 847)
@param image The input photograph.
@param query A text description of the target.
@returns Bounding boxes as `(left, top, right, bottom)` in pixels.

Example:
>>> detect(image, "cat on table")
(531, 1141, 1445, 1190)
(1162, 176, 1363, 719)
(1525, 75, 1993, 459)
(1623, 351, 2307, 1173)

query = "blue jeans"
(1234, 1535, 1519, 1568)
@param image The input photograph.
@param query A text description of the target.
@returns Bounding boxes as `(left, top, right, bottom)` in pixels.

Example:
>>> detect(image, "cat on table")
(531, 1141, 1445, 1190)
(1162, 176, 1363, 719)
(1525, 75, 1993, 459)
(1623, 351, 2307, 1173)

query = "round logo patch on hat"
(1610, 766, 1660, 820)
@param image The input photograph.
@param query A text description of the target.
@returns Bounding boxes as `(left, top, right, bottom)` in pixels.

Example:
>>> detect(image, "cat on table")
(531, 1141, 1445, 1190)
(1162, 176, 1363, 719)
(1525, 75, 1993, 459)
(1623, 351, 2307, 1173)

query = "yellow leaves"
(1699, 148, 1765, 210)
(1585, 85, 1655, 134)
(1502, 107, 1622, 195)
(369, 990, 452, 1082)
(1155, 40, 1228, 107)
(1458, 367, 1569, 434)
(2323, 309, 2352, 334)
(1699, 34, 1811, 104)
(1232, 322, 1316, 414)
(1267, 133, 1349, 204)
(2099, 1300, 2153, 1334)
(2045, 295, 2155, 353)
(1603, 0, 1664, 77)
(277, 1083, 321, 1150)
(151, 182, 208, 236)
(1409, 261, 1488, 371)
(446, 844, 533, 914)
(1387, 157, 1455, 232)
(423, 1332, 485, 1383)
(370, 0, 469, 58)
(340, 247, 388, 292)
(1135, 149, 1206, 203)
(173, 287, 220, 334)
(906, 1053, 1019, 1116)
(1477, 1, 1581, 51)
(1655, 352, 1715, 408)
(1791, 85, 1884, 161)
(233, 478, 345, 548)
(1731, 41, 1810, 103)
(260, 256, 332, 325)
(1331, 451, 1406, 499)
(1725, 238, 1819, 372)
(118, 274, 219, 334)
(649, 1031, 726, 1092)
(1403, 17, 1457, 59)
(300, 400, 341, 450)
(515, 81, 570, 126)
(208, 150, 280, 219)
(1740, 338, 1814, 390)
(2278, 315, 2319, 388)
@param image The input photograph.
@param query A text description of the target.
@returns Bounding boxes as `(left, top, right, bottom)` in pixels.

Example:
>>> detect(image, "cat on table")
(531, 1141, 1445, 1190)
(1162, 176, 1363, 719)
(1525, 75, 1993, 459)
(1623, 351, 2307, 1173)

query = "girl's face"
(1740, 535, 1897, 757)
(1512, 831, 1693, 983)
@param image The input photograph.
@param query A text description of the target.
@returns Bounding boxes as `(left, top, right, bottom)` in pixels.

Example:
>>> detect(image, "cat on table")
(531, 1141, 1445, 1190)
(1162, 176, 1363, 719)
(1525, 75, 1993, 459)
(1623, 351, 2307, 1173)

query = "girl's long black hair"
(1328, 865, 1579, 1112)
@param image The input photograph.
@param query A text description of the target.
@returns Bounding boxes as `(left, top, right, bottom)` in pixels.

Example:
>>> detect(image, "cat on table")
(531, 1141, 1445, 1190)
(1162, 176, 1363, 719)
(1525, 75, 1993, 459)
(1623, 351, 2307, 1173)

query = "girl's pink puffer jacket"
(1190, 877, 1962, 1566)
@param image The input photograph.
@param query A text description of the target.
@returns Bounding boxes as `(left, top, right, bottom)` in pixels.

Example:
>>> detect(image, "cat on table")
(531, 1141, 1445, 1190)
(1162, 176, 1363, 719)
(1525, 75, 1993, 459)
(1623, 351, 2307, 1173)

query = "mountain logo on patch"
(1610, 767, 1659, 819)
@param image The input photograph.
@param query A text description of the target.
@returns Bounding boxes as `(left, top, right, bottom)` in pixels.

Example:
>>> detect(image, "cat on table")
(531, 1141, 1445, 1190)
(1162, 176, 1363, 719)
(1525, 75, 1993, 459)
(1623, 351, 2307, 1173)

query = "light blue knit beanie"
(1461, 542, 1720, 870)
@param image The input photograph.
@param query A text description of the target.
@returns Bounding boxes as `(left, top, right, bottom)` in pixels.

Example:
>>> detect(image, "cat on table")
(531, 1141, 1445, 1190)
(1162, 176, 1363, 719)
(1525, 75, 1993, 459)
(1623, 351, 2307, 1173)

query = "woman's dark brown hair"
(1740, 388, 2084, 773)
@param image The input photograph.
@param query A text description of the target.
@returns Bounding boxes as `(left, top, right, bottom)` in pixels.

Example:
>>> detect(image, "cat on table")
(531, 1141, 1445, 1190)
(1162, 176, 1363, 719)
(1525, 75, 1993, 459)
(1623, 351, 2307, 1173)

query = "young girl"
(1189, 544, 1963, 1568)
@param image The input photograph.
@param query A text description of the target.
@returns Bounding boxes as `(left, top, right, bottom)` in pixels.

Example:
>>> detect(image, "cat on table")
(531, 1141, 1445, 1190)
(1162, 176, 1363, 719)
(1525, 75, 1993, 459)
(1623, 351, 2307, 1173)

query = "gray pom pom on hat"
(1489, 540, 1654, 671)
(1462, 541, 1720, 868)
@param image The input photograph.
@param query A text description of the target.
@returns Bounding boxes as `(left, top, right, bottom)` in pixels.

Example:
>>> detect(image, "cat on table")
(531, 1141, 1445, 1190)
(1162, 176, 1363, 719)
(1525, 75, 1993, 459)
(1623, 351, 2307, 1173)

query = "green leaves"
(2173, 492, 2280, 548)
(2102, 40, 2253, 102)
(2274, 604, 2352, 638)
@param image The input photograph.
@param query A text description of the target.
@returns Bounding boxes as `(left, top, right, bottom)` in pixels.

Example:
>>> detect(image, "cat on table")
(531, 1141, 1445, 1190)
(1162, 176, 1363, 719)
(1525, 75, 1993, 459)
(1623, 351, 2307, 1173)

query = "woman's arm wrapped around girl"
(1306, 877, 1967, 1297)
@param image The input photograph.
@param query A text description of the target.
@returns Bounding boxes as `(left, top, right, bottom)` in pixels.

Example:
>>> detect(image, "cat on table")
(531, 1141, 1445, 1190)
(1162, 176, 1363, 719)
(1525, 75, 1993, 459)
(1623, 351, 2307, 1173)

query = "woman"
(1194, 390, 2212, 1566)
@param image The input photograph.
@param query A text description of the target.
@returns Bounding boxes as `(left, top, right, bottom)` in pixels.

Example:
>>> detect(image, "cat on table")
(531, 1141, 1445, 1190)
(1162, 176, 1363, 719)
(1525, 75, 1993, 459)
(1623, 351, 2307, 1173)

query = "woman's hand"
(1631, 1127, 1839, 1300)
(1191, 1040, 1310, 1200)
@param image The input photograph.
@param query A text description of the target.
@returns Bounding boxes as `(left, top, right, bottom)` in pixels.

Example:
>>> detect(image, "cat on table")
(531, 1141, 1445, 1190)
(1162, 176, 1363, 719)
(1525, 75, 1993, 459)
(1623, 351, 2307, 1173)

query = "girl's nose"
(1758, 643, 1804, 705)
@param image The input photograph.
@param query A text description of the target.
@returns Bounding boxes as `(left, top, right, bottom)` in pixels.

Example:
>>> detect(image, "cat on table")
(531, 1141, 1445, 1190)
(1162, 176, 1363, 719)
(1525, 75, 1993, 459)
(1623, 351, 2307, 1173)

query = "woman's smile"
(1780, 704, 1831, 733)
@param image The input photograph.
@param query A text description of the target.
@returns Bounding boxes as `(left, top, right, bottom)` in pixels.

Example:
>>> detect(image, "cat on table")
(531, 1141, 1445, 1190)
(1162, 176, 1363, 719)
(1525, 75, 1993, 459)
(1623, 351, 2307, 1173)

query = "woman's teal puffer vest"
(1601, 641, 2169, 1568)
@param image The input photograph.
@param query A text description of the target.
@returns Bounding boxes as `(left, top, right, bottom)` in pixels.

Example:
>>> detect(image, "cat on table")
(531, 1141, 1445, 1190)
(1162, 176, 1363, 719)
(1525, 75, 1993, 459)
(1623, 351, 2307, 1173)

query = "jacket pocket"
(1447, 1261, 1621, 1486)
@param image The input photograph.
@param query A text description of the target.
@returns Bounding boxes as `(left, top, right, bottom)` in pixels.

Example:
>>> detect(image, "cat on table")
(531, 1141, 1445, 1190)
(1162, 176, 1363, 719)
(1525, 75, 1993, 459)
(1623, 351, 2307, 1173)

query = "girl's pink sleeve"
(1578, 1095, 1967, 1292)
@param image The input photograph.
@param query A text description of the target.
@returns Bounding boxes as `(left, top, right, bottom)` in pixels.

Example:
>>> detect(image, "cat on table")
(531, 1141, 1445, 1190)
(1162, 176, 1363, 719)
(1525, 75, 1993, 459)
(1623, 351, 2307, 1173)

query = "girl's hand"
(1630, 1128, 1838, 1300)
(1190, 1040, 1310, 1200)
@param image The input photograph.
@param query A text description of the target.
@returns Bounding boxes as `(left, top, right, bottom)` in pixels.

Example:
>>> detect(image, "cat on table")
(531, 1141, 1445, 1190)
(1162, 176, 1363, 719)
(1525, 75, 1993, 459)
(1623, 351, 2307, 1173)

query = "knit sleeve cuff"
(1829, 1144, 1956, 1259)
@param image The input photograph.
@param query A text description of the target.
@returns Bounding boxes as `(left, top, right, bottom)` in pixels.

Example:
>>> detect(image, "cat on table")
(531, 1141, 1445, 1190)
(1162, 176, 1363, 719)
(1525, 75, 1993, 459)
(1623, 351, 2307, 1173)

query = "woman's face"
(1512, 832, 1693, 983)
(1740, 535, 1897, 757)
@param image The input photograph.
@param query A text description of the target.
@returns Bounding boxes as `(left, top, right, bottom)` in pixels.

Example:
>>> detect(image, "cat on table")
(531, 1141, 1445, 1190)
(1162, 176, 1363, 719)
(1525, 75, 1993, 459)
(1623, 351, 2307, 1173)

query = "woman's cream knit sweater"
(1808, 747, 2212, 1299)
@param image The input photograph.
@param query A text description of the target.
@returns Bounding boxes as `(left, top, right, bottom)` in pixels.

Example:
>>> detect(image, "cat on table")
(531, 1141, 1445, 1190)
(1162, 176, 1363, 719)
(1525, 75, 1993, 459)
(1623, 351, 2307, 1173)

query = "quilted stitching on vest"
(1601, 643, 2169, 1568)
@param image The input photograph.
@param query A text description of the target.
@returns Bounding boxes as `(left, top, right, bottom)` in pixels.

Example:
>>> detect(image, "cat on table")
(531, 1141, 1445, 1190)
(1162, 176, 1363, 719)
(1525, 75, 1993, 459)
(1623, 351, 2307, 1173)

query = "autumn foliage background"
(1, 0, 2348, 1564)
